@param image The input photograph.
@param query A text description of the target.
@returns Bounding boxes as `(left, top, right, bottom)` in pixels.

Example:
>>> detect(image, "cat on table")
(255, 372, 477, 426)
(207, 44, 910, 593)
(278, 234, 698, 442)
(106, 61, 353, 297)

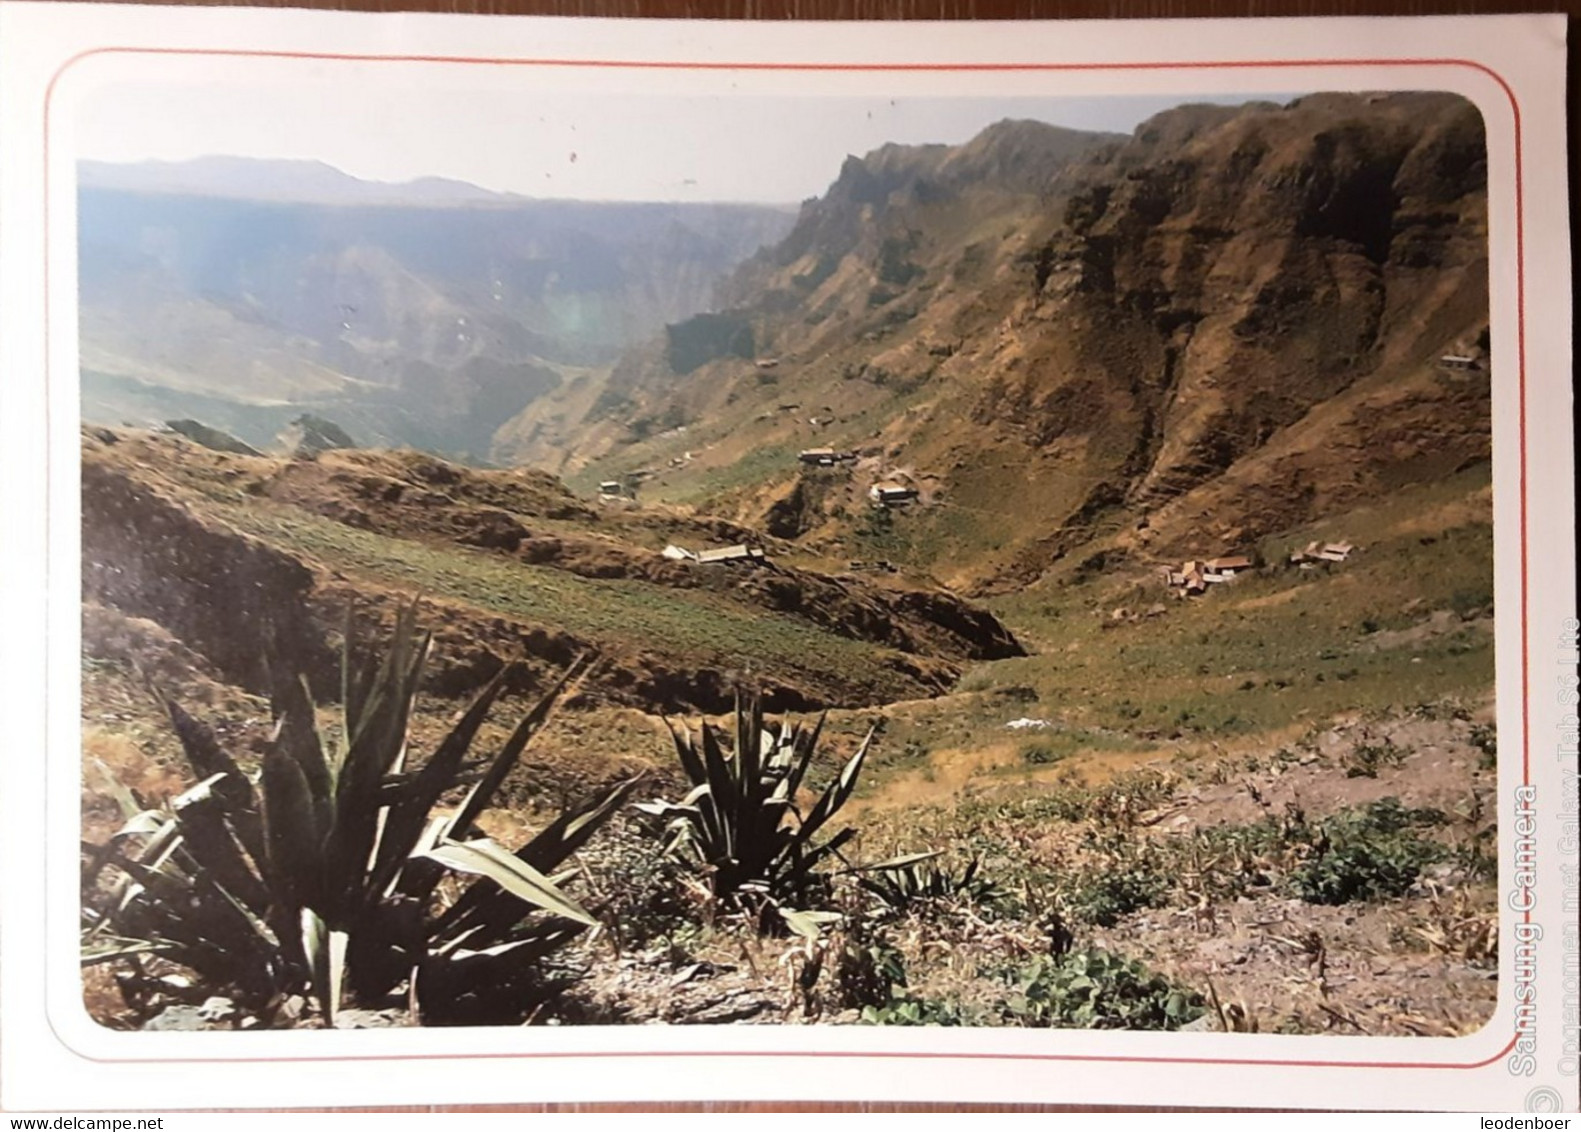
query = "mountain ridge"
(79, 155, 804, 208)
(527, 92, 1489, 595)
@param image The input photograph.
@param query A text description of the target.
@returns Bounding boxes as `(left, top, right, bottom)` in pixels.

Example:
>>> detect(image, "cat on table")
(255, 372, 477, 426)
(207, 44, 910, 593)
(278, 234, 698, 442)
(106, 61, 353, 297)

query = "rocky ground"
(81, 678, 1496, 1036)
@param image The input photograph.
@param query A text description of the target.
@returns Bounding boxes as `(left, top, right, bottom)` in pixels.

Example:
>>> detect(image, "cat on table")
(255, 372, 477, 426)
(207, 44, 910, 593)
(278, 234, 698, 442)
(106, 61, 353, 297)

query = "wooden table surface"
(37, 0, 1581, 1113)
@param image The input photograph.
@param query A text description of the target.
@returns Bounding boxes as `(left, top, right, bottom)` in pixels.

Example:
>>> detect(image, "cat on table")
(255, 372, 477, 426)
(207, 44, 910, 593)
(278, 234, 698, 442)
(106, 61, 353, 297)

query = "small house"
(697, 543, 768, 566)
(798, 447, 854, 466)
(1290, 540, 1354, 566)
(1289, 540, 1322, 565)
(1438, 354, 1481, 372)
(1203, 555, 1254, 581)
(869, 482, 920, 507)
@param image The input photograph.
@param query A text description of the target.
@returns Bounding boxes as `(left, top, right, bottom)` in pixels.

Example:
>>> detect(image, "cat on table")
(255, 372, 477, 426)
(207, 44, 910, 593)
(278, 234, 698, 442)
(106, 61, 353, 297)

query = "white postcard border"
(0, 4, 1572, 1112)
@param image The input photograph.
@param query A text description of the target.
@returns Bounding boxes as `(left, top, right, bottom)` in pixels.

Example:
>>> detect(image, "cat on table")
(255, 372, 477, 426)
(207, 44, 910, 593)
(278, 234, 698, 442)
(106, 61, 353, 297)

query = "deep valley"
(78, 91, 1497, 1037)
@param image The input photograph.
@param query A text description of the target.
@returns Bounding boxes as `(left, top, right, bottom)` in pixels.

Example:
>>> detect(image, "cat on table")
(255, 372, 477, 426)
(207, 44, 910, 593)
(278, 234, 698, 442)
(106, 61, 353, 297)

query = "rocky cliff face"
(1008, 93, 1487, 503)
(545, 94, 1488, 593)
(958, 94, 1489, 583)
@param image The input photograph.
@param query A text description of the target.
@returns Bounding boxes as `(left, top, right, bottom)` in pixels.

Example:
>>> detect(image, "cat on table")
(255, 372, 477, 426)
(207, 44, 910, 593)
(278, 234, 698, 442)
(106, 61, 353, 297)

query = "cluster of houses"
(1160, 538, 1358, 595)
(1160, 555, 1255, 596)
(795, 447, 922, 508)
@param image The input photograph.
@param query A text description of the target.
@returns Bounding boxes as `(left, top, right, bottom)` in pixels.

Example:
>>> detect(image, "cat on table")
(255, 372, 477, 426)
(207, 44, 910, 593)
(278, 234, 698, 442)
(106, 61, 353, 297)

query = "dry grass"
(1408, 883, 1498, 966)
(81, 727, 188, 843)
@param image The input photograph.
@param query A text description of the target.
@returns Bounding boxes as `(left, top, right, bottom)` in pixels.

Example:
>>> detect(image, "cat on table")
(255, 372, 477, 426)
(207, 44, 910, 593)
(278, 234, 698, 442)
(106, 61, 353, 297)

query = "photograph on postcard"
(74, 71, 1498, 1038)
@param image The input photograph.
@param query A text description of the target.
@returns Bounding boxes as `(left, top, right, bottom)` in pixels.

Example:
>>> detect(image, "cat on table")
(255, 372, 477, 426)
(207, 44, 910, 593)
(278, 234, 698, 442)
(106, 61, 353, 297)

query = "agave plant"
(635, 694, 875, 918)
(856, 853, 1007, 915)
(81, 606, 640, 1026)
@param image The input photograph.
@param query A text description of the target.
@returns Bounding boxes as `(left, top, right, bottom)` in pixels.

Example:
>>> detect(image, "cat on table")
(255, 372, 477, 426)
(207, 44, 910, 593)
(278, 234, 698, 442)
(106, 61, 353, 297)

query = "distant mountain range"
(77, 157, 797, 462)
(78, 157, 525, 206)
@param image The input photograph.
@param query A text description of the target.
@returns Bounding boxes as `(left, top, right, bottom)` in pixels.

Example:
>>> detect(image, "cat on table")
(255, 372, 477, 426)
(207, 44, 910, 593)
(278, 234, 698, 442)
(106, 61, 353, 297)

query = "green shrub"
(1067, 865, 1169, 926)
(1469, 723, 1497, 770)
(837, 932, 909, 1011)
(1449, 585, 1494, 619)
(1019, 740, 1065, 766)
(1341, 796, 1448, 834)
(1289, 798, 1446, 906)
(1295, 843, 1420, 904)
(845, 935, 967, 1026)
(1001, 948, 1203, 1030)
(1345, 739, 1404, 779)
(1066, 836, 1169, 925)
(861, 994, 967, 1026)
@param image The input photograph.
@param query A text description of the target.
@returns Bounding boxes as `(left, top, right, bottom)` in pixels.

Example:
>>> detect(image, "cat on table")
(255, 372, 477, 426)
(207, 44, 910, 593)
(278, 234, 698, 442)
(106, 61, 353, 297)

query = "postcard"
(0, 2, 1573, 1113)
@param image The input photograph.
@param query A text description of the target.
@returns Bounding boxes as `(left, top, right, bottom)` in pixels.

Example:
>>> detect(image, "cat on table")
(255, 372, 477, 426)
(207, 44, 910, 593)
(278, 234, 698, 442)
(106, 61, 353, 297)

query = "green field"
(199, 497, 925, 700)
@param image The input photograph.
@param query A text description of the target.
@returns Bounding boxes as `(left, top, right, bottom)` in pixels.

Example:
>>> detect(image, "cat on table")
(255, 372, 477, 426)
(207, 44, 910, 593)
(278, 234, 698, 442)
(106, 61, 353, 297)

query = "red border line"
(33, 1039, 1528, 1071)
(43, 45, 1528, 1074)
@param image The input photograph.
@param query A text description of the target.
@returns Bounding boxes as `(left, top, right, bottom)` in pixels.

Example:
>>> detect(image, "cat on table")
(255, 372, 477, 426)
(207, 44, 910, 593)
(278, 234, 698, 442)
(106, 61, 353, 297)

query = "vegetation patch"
(1000, 949, 1204, 1030)
(635, 697, 875, 922)
(82, 607, 640, 1028)
(1065, 840, 1172, 926)
(1290, 799, 1448, 906)
(199, 497, 922, 700)
(856, 854, 1007, 917)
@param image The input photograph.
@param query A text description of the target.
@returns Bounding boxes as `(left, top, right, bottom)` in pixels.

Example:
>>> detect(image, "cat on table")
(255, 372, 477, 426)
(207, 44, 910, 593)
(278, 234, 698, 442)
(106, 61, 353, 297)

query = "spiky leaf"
(423, 839, 596, 927)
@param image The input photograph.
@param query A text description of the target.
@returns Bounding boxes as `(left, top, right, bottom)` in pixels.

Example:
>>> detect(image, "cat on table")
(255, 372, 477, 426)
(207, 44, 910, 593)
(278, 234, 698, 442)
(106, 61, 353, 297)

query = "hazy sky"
(76, 85, 1299, 203)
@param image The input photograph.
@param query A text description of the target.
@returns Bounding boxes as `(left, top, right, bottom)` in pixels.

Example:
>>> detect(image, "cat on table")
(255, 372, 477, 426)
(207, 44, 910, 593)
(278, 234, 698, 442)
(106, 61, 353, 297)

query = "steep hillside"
(499, 119, 1121, 473)
(81, 427, 1021, 715)
(546, 94, 1488, 594)
(78, 160, 796, 464)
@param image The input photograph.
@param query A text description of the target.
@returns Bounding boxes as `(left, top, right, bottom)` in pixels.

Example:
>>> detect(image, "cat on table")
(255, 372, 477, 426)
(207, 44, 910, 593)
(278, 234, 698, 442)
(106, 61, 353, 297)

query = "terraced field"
(201, 496, 919, 698)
